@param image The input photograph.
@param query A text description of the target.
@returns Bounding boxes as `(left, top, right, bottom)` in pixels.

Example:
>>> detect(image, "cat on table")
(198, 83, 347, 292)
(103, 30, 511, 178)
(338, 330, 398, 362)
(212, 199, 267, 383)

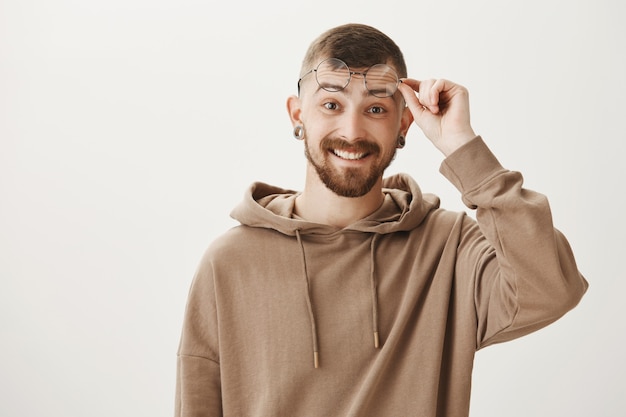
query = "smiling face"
(291, 60, 412, 198)
(304, 131, 394, 198)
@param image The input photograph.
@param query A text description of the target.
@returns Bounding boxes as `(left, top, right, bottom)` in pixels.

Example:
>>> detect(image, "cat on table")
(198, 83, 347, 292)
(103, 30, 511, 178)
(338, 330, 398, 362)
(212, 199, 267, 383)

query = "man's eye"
(323, 102, 338, 110)
(369, 106, 385, 114)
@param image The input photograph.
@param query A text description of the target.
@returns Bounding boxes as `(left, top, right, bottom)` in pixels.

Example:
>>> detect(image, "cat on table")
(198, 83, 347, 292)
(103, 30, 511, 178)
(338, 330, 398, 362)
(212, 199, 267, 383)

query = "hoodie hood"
(230, 173, 440, 235)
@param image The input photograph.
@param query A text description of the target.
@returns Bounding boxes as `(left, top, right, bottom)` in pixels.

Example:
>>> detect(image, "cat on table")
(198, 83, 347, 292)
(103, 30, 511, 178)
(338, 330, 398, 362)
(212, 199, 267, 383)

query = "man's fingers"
(398, 81, 427, 120)
(420, 79, 441, 114)
(400, 78, 421, 91)
(400, 78, 443, 114)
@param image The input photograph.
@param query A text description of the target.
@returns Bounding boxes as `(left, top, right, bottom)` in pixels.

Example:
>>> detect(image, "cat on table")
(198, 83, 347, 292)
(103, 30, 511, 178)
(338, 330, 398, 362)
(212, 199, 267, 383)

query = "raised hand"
(399, 78, 477, 156)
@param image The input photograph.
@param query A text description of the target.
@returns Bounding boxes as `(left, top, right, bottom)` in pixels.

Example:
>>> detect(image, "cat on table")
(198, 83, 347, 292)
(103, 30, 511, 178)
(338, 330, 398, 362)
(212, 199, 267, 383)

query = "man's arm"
(441, 136, 588, 346)
(399, 78, 587, 346)
(176, 355, 222, 416)
(175, 256, 222, 416)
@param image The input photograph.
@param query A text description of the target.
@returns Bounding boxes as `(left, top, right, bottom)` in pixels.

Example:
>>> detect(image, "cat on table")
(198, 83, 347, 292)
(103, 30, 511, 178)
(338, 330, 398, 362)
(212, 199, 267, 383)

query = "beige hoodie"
(175, 137, 588, 417)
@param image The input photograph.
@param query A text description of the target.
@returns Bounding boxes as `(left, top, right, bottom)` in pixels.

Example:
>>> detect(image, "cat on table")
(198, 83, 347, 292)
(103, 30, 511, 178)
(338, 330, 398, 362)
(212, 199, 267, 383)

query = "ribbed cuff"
(439, 136, 506, 208)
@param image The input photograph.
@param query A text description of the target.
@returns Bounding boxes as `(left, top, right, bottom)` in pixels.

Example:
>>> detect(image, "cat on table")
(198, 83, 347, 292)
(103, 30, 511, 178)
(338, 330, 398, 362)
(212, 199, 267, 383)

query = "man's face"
(295, 62, 409, 198)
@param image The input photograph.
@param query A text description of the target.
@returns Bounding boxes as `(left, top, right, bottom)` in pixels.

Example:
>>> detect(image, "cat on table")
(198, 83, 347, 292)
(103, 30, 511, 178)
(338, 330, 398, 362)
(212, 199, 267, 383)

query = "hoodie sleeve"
(439, 136, 588, 349)
(175, 255, 222, 417)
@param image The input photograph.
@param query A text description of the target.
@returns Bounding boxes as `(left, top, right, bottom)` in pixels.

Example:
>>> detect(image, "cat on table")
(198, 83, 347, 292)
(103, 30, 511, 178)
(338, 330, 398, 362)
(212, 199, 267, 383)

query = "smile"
(332, 149, 369, 160)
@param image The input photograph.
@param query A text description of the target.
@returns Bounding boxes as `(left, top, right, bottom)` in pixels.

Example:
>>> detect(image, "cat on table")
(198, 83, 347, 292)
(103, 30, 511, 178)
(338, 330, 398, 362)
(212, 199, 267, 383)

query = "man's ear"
(286, 95, 303, 127)
(400, 104, 414, 137)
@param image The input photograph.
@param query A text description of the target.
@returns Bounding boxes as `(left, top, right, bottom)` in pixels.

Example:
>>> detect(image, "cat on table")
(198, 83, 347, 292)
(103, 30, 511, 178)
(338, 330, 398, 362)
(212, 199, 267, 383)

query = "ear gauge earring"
(293, 125, 305, 140)
(397, 134, 406, 149)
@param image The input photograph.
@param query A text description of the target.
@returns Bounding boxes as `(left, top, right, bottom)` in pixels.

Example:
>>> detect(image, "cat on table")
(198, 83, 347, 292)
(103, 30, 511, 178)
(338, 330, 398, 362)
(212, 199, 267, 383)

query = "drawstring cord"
(295, 229, 320, 368)
(370, 233, 381, 349)
(295, 230, 381, 368)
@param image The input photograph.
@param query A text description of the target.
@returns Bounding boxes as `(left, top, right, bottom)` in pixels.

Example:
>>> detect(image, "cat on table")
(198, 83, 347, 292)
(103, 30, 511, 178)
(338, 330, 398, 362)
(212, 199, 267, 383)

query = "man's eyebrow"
(365, 88, 386, 97)
(312, 84, 391, 99)
(310, 85, 341, 97)
(318, 82, 345, 91)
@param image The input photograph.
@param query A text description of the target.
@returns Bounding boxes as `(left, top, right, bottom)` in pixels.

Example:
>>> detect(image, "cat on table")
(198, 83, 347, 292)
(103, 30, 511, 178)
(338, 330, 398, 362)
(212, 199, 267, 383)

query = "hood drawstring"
(295, 229, 320, 368)
(370, 233, 381, 349)
(295, 230, 382, 369)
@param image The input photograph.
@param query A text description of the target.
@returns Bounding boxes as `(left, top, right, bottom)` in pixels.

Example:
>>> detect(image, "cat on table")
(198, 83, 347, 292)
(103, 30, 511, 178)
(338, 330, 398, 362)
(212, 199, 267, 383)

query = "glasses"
(297, 58, 401, 98)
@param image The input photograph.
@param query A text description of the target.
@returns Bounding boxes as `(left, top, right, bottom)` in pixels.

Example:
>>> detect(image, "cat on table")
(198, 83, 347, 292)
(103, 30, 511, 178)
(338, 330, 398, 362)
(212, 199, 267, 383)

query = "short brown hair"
(300, 23, 407, 78)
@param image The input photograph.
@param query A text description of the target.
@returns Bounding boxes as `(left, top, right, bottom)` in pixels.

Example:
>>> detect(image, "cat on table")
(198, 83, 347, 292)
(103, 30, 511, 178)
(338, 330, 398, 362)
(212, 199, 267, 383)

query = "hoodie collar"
(230, 173, 440, 235)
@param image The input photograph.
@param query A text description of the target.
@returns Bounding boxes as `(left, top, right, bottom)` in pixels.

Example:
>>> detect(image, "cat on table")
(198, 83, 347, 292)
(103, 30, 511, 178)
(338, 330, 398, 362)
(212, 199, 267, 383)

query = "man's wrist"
(438, 130, 477, 157)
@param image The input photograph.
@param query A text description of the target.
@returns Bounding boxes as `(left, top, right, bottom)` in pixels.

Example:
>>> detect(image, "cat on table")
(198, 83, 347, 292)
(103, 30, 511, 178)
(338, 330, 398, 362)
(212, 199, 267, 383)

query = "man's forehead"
(312, 55, 398, 71)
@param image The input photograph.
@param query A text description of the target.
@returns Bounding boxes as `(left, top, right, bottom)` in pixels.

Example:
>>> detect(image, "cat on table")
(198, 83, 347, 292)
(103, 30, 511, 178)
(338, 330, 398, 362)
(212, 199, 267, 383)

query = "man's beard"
(304, 137, 397, 198)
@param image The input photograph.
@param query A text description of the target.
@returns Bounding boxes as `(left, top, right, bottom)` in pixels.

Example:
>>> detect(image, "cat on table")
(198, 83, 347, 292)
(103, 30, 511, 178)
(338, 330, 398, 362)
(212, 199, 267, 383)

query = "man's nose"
(337, 106, 368, 143)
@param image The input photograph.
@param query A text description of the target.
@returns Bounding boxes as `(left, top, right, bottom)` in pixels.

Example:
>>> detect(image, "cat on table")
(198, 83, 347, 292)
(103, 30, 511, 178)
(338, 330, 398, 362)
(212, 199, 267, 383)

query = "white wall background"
(1, 0, 624, 415)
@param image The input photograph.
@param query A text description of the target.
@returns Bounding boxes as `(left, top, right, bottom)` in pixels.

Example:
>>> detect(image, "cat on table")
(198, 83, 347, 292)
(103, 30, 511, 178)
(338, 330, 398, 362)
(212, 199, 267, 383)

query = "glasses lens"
(365, 64, 399, 97)
(315, 58, 350, 92)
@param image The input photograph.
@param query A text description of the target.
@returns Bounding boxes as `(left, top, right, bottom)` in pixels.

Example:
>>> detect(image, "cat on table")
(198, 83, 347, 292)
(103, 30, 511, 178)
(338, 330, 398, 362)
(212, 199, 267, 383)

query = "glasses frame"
(297, 58, 402, 98)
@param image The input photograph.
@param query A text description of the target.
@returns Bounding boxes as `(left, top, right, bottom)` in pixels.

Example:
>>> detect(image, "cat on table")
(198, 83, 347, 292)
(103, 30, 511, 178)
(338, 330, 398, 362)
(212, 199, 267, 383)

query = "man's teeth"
(333, 149, 366, 160)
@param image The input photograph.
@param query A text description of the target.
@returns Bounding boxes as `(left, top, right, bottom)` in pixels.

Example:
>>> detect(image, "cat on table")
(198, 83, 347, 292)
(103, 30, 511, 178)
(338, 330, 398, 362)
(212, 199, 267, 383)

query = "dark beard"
(304, 137, 396, 198)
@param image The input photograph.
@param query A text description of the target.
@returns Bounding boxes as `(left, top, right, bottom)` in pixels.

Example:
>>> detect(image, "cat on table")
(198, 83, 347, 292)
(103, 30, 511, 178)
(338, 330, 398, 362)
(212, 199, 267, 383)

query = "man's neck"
(294, 173, 385, 229)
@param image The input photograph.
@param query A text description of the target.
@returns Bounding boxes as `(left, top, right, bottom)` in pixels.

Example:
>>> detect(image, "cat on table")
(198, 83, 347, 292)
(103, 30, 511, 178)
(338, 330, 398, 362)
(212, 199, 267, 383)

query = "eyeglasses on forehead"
(297, 57, 401, 98)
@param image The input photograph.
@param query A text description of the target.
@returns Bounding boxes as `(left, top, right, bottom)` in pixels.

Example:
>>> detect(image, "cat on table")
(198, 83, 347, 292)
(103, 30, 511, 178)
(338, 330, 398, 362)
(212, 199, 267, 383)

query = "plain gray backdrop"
(1, 0, 624, 415)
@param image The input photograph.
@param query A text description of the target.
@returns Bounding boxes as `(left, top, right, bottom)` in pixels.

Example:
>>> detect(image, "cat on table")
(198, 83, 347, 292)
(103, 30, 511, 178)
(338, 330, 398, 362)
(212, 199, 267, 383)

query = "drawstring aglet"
(314, 351, 319, 368)
(374, 331, 380, 349)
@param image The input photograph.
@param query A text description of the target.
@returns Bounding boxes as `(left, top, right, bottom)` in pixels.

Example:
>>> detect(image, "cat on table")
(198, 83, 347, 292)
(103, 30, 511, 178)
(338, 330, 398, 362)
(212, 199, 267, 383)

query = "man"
(175, 23, 588, 417)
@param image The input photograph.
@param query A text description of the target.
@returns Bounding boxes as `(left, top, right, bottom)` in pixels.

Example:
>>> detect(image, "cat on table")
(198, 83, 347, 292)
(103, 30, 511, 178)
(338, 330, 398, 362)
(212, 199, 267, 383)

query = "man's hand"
(398, 78, 476, 157)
